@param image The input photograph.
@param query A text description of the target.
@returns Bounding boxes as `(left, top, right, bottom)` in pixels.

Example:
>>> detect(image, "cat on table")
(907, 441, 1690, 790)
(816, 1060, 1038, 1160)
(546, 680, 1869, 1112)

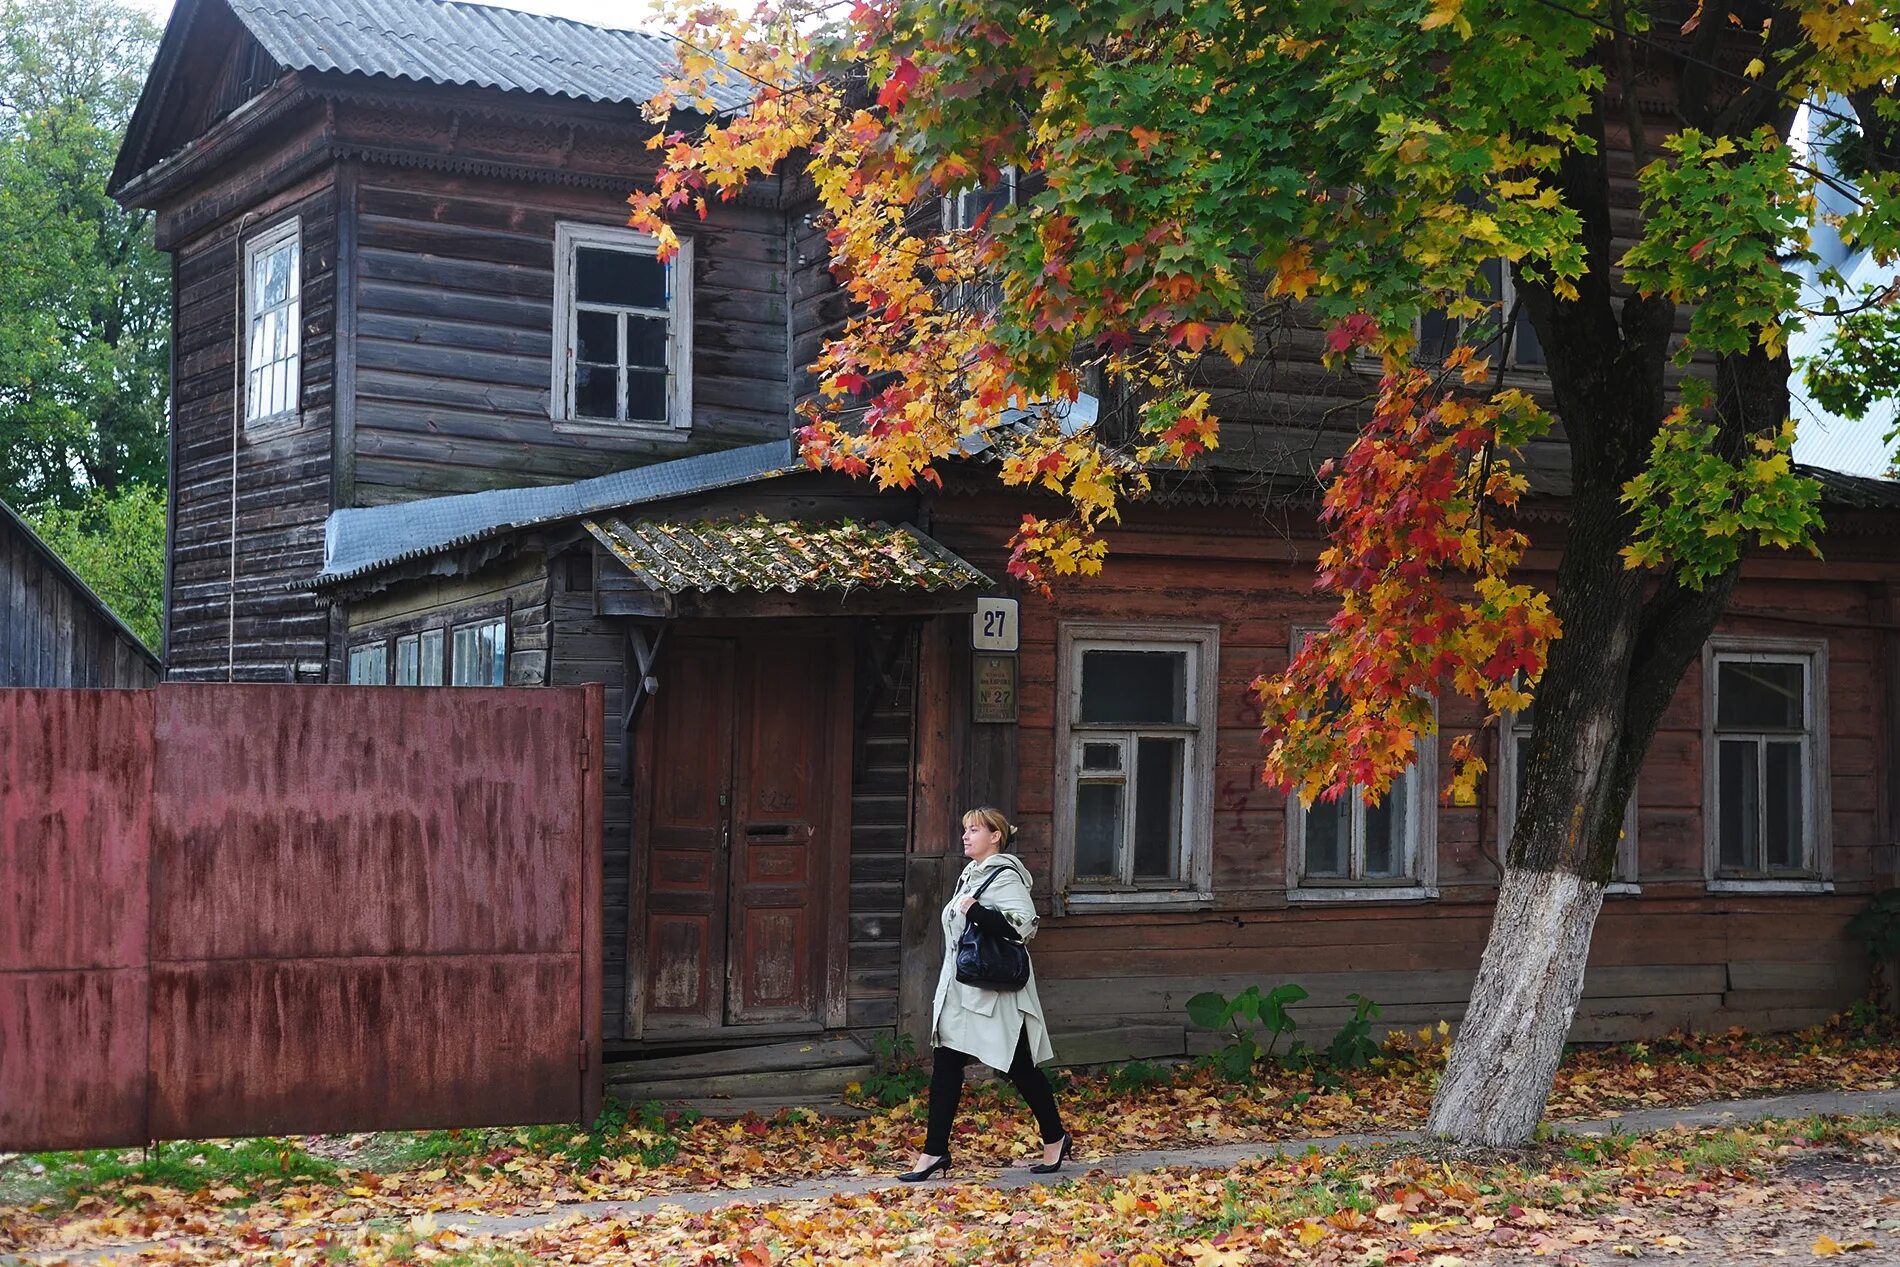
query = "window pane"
(488, 622, 506, 685)
(576, 309, 618, 364)
(576, 247, 665, 308)
(1074, 782, 1122, 879)
(626, 315, 668, 368)
(1717, 661, 1805, 730)
(1305, 797, 1347, 878)
(1764, 740, 1804, 871)
(956, 181, 1012, 230)
(1511, 734, 1532, 819)
(249, 311, 270, 368)
(1513, 302, 1546, 366)
(627, 369, 667, 423)
(394, 635, 419, 686)
(1718, 738, 1759, 870)
(1081, 742, 1121, 772)
(1133, 737, 1183, 879)
(1363, 774, 1407, 879)
(574, 364, 617, 419)
(263, 244, 293, 306)
(419, 629, 444, 686)
(348, 644, 385, 685)
(1079, 649, 1184, 724)
(1417, 308, 1458, 362)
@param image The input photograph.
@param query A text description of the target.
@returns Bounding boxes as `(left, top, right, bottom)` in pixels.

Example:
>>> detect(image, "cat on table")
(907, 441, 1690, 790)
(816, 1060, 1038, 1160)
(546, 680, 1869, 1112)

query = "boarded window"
(553, 223, 692, 430)
(243, 219, 301, 424)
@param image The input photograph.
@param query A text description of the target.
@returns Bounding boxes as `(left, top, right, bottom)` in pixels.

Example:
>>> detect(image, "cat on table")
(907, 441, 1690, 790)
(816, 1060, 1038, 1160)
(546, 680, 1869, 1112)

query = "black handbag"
(954, 867, 1031, 991)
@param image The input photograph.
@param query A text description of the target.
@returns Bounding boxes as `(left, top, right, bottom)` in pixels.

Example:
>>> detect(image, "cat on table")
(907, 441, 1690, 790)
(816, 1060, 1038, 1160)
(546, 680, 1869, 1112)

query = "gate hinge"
(579, 740, 590, 772)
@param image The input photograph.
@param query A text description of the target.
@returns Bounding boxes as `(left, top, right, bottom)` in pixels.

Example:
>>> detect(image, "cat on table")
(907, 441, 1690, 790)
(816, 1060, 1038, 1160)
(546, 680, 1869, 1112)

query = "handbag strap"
(968, 866, 1008, 902)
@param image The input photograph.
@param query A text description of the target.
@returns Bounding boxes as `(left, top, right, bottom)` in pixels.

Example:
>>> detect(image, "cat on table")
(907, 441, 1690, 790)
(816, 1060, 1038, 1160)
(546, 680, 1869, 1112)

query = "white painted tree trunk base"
(1427, 865, 1606, 1147)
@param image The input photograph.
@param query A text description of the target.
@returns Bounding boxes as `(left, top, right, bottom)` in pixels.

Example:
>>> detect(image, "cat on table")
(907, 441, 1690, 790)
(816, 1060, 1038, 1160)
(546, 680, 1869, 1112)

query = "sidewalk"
(12, 1086, 1900, 1265)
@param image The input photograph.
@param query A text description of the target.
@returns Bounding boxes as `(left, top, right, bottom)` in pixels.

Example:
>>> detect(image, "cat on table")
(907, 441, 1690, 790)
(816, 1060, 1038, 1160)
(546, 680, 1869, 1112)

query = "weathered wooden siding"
(845, 624, 914, 1031)
(0, 504, 161, 688)
(346, 172, 791, 508)
(164, 174, 338, 683)
(344, 549, 554, 688)
(921, 491, 1898, 1049)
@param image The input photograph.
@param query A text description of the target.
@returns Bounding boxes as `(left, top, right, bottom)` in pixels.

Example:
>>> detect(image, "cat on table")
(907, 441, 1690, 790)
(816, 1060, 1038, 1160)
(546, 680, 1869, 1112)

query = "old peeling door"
(635, 633, 845, 1038)
(726, 636, 837, 1025)
(637, 637, 735, 1032)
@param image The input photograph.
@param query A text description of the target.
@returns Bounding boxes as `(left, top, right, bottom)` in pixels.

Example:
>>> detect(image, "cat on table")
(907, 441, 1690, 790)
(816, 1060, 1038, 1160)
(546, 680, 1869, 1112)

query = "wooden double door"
(631, 632, 849, 1038)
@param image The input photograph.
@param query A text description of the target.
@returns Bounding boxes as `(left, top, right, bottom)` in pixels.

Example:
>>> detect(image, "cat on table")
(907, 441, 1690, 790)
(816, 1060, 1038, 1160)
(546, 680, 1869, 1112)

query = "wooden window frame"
(1052, 621, 1217, 913)
(1702, 636, 1833, 893)
(550, 221, 693, 439)
(1284, 625, 1439, 903)
(1497, 709, 1640, 893)
(242, 216, 302, 430)
(347, 603, 506, 688)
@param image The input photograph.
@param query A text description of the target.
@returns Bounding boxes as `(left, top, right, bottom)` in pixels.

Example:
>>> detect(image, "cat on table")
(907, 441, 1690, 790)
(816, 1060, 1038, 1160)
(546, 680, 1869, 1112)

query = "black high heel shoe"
(1028, 1134, 1072, 1175)
(897, 1154, 952, 1182)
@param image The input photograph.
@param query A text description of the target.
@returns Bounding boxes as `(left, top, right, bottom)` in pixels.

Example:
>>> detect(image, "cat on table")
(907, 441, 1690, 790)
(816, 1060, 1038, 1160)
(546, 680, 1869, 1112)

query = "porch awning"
(584, 514, 991, 617)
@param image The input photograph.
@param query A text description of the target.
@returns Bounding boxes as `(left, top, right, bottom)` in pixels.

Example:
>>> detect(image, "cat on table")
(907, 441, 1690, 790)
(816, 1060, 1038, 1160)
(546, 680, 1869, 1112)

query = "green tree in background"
(0, 0, 167, 511)
(26, 482, 163, 648)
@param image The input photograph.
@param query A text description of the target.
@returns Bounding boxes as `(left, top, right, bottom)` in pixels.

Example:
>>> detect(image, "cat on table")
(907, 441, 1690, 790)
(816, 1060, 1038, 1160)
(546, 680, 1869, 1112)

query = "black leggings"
(923, 1026, 1065, 1156)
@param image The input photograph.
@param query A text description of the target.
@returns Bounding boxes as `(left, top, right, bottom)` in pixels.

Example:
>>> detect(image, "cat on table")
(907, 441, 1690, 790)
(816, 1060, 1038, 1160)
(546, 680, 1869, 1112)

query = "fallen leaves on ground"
(10, 1115, 1900, 1266)
(3, 1020, 1898, 1259)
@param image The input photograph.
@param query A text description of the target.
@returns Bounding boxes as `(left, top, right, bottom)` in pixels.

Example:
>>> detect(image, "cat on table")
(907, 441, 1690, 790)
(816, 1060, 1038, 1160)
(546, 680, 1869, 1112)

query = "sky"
(127, 0, 664, 30)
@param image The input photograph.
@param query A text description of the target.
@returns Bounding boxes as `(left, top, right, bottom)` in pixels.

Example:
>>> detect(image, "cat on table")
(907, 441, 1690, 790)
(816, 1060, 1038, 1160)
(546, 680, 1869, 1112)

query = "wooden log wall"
(161, 171, 338, 683)
(344, 168, 792, 508)
(919, 490, 1898, 1051)
(0, 506, 161, 688)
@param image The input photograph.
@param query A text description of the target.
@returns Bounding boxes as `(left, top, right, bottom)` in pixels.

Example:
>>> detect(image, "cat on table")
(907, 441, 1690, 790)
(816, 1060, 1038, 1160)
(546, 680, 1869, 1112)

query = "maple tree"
(629, 0, 1900, 1147)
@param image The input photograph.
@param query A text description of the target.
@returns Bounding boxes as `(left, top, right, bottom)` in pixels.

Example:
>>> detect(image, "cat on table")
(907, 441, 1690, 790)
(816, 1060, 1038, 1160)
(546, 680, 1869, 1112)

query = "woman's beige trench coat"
(929, 852, 1056, 1071)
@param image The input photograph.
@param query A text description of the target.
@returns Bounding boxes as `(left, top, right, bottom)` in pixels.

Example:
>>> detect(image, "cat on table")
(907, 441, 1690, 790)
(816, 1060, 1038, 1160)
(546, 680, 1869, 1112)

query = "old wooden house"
(1, 498, 161, 689)
(112, 0, 1900, 1096)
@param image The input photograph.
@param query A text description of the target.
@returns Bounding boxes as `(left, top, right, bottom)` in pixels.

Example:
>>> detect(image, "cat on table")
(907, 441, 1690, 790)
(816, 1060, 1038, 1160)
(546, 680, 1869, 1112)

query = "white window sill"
(552, 416, 692, 442)
(1287, 885, 1438, 905)
(1706, 878, 1834, 895)
(1605, 882, 1641, 896)
(1059, 890, 1213, 914)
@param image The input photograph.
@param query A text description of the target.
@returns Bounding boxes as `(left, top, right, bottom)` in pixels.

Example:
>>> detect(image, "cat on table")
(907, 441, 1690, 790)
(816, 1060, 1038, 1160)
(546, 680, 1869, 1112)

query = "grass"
(0, 1100, 692, 1213)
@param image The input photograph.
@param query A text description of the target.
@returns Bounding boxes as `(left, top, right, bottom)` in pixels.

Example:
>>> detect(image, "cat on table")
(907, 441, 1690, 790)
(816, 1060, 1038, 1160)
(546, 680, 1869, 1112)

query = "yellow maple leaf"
(1297, 1221, 1327, 1246)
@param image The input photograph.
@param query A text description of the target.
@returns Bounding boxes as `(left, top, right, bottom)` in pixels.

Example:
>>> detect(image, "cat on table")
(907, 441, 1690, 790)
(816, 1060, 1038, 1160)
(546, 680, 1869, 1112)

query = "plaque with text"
(972, 653, 1018, 724)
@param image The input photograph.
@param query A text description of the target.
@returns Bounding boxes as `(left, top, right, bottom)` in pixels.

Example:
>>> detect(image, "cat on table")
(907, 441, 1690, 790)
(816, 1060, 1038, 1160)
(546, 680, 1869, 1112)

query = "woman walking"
(898, 806, 1069, 1181)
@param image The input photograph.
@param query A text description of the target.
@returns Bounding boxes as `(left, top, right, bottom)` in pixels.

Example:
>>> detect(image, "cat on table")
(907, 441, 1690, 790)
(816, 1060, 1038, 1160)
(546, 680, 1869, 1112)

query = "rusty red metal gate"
(1, 683, 602, 1151)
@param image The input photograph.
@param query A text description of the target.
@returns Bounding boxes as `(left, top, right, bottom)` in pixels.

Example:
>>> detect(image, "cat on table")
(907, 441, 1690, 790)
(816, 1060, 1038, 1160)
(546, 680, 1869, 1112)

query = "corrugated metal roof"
(225, 0, 753, 109)
(314, 439, 799, 586)
(586, 515, 989, 594)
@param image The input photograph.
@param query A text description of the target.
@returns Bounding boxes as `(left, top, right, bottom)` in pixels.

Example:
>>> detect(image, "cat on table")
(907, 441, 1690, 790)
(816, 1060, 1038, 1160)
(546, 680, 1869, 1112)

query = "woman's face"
(962, 819, 1004, 861)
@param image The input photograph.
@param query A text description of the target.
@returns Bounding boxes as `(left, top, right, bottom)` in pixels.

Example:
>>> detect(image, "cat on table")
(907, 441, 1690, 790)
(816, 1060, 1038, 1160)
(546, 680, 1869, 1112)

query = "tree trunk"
(1426, 865, 1605, 1145)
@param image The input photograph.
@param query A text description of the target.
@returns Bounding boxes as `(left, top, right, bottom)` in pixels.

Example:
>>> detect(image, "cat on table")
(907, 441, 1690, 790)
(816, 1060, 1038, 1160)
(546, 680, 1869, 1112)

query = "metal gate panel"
(0, 690, 152, 1150)
(147, 684, 598, 1137)
(0, 683, 602, 1149)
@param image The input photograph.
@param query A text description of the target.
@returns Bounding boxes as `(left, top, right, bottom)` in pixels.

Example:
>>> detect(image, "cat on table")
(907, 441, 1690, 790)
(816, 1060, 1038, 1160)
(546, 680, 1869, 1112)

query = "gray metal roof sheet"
(315, 438, 799, 586)
(226, 0, 753, 109)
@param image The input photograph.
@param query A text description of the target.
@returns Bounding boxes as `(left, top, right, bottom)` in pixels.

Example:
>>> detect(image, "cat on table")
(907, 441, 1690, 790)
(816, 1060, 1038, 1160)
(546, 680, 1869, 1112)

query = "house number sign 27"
(972, 597, 1018, 653)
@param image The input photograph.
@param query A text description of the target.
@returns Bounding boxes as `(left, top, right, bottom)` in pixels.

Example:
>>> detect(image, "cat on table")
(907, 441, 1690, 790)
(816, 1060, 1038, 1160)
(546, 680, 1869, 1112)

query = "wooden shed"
(1, 498, 161, 689)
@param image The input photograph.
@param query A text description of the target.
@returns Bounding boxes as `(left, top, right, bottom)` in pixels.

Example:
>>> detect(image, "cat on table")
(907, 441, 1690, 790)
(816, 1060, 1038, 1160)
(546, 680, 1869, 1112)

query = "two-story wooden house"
(113, 0, 1900, 1089)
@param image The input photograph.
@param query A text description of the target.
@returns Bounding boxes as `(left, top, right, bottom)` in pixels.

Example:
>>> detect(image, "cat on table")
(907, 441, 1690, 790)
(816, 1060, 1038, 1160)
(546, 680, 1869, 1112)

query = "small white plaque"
(971, 597, 1019, 653)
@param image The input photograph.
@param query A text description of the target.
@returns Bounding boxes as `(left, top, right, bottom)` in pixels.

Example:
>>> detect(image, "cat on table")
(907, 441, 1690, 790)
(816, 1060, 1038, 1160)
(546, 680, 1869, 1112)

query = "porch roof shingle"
(585, 514, 990, 594)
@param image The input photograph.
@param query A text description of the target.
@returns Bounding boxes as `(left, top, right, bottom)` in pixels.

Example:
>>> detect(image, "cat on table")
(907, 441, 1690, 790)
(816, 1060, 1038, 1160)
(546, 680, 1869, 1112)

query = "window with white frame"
(941, 168, 1016, 313)
(450, 618, 507, 687)
(243, 218, 301, 425)
(347, 642, 387, 685)
(1705, 639, 1830, 886)
(1285, 627, 1438, 900)
(1054, 623, 1217, 904)
(1498, 704, 1638, 888)
(552, 222, 693, 430)
(1417, 258, 1544, 369)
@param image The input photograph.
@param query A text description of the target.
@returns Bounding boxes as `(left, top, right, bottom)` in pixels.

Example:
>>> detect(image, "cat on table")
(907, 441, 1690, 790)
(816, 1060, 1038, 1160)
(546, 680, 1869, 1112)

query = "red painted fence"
(1, 684, 603, 1151)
